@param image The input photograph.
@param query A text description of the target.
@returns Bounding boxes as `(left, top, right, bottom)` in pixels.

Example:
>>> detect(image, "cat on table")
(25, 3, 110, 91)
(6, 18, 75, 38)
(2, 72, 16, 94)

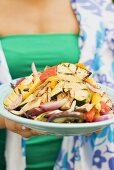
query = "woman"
(0, 0, 114, 170)
(0, 0, 80, 170)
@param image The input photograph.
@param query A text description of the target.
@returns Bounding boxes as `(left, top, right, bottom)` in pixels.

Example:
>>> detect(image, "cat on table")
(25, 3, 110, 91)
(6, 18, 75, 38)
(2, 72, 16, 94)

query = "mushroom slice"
(48, 111, 86, 123)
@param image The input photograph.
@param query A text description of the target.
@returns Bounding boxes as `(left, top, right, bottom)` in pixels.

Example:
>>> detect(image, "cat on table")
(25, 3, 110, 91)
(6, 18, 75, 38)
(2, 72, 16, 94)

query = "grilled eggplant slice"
(48, 111, 86, 123)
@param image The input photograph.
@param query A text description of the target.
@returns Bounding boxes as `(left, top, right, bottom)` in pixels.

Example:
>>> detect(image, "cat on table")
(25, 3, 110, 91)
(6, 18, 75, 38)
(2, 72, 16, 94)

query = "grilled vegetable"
(57, 63, 81, 82)
(4, 75, 41, 107)
(101, 92, 112, 108)
(48, 111, 86, 123)
(40, 66, 57, 82)
(35, 112, 48, 122)
(25, 107, 44, 119)
(31, 62, 38, 79)
(19, 97, 42, 115)
(40, 98, 67, 111)
(86, 109, 96, 122)
(93, 113, 114, 122)
(75, 104, 94, 113)
(101, 102, 111, 113)
(5, 94, 22, 110)
(51, 81, 64, 97)
(21, 82, 49, 105)
(4, 62, 114, 124)
(84, 77, 97, 88)
(92, 93, 101, 111)
(46, 110, 62, 118)
(46, 76, 60, 89)
(86, 83, 103, 95)
(62, 63, 92, 79)
(70, 82, 90, 101)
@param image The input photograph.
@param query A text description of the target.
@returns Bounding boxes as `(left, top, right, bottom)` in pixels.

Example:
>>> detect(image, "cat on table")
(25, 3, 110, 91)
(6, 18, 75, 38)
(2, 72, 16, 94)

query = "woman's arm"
(0, 116, 5, 128)
(0, 116, 46, 137)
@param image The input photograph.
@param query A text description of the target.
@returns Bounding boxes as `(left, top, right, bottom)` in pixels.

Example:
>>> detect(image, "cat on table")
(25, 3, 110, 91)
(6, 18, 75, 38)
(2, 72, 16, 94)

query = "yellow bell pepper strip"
(92, 93, 101, 112)
(84, 77, 97, 88)
(46, 76, 60, 89)
(76, 63, 89, 71)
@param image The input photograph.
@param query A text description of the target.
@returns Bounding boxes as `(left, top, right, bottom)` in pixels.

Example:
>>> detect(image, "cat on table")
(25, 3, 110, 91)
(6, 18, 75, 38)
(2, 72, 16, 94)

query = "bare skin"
(0, 0, 80, 137)
(0, 0, 99, 137)
(0, 0, 80, 35)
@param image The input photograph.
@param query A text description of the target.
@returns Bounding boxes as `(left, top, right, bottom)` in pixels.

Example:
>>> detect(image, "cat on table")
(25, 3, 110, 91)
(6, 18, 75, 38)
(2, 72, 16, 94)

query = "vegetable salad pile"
(4, 63, 114, 123)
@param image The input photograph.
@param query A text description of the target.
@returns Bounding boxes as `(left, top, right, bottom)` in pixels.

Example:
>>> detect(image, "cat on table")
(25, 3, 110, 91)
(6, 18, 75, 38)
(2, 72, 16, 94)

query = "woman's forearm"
(0, 116, 6, 129)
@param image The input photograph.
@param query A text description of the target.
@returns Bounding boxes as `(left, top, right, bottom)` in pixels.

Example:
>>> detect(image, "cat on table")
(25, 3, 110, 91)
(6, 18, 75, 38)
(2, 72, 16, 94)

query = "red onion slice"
(86, 83, 103, 95)
(47, 110, 62, 117)
(5, 95, 22, 110)
(40, 98, 67, 111)
(93, 114, 114, 122)
(31, 62, 38, 78)
(15, 78, 25, 87)
(25, 107, 44, 118)
(100, 110, 114, 115)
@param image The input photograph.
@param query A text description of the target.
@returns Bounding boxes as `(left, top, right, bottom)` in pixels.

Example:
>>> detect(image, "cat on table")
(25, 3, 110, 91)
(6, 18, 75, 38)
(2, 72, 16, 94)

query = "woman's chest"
(0, 0, 79, 35)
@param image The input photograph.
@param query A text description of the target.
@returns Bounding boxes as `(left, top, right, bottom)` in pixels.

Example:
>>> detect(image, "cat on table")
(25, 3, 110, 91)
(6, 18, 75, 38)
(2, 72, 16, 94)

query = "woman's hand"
(0, 116, 6, 128)
(86, 130, 102, 137)
(4, 118, 47, 138)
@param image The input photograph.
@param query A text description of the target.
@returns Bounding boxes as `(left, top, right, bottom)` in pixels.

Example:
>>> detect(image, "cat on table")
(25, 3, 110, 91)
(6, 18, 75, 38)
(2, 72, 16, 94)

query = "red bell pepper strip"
(101, 101, 111, 113)
(40, 66, 57, 82)
(86, 109, 96, 122)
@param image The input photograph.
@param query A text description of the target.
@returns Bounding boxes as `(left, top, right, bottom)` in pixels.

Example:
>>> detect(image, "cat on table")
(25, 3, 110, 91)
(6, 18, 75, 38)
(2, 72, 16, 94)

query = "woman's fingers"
(4, 118, 47, 138)
(31, 130, 48, 136)
(95, 129, 102, 134)
(86, 129, 102, 137)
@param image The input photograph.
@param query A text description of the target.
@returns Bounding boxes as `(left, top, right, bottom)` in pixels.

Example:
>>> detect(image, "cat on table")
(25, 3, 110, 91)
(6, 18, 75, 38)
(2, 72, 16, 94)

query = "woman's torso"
(0, 0, 80, 170)
(1, 33, 80, 170)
